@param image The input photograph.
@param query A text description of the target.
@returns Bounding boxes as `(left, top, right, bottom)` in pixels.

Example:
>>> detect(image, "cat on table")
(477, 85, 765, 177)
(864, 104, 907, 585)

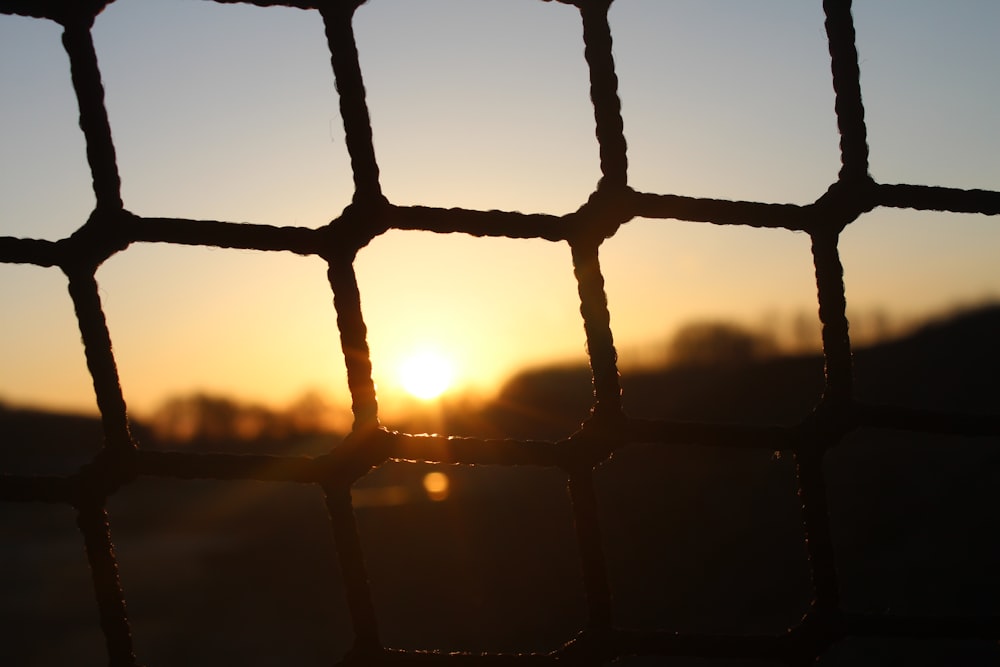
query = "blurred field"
(1, 307, 998, 665)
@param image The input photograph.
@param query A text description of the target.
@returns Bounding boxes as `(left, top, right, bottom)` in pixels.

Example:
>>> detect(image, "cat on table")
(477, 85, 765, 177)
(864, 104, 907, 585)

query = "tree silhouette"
(668, 321, 777, 367)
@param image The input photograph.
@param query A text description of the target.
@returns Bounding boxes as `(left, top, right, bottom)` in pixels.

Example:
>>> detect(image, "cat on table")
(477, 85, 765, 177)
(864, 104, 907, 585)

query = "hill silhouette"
(469, 304, 999, 438)
(1, 306, 998, 665)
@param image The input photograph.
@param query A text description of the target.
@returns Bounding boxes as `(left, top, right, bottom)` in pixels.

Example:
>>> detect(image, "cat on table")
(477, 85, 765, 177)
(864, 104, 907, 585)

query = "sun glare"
(398, 349, 455, 400)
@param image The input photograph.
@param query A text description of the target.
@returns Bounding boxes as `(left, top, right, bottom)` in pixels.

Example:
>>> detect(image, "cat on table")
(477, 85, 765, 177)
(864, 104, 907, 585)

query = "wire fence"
(1, 0, 999, 665)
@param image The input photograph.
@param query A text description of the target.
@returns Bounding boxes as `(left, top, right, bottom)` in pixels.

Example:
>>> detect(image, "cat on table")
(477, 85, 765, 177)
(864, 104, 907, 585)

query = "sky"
(1, 0, 998, 421)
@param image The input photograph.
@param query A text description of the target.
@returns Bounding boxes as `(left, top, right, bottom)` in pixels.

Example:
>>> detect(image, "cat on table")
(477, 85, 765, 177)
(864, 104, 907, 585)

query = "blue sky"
(1, 0, 998, 417)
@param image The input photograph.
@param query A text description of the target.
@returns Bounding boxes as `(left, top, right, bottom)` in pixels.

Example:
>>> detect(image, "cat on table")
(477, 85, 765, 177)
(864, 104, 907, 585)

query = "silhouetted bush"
(667, 321, 778, 367)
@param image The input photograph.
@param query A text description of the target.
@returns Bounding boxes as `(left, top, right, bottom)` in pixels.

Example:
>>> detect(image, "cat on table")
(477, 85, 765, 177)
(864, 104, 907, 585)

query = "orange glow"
(422, 471, 450, 501)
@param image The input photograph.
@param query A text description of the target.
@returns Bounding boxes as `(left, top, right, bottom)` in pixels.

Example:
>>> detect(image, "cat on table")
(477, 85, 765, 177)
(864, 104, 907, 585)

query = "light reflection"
(422, 471, 450, 502)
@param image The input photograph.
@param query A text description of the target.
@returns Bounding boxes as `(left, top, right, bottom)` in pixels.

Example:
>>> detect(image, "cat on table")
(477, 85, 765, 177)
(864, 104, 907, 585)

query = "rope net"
(1, 0, 998, 665)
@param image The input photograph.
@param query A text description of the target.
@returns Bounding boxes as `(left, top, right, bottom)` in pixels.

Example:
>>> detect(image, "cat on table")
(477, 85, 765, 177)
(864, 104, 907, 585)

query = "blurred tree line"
(146, 305, 933, 444)
(149, 390, 349, 444)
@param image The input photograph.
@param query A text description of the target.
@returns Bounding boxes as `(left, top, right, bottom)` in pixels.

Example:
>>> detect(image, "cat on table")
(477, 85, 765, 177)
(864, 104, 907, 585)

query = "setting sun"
(398, 349, 455, 400)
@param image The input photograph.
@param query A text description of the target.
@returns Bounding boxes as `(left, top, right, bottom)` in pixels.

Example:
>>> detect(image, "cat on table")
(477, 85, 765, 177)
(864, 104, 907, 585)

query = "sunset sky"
(1, 0, 998, 420)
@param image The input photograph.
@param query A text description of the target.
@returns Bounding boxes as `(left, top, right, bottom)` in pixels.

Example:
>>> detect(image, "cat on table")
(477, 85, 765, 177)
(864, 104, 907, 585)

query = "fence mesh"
(1, 0, 999, 665)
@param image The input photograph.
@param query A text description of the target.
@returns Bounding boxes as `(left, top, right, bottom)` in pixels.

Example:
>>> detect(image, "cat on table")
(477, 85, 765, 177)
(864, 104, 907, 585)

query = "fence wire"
(1, 1, 999, 666)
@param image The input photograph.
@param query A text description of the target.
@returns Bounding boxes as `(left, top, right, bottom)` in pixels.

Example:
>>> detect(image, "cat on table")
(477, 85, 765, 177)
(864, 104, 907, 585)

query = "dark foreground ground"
(1, 307, 999, 665)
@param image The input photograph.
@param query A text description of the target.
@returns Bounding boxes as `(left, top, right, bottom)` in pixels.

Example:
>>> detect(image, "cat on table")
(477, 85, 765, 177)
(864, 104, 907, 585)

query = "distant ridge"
(3, 304, 997, 451)
(853, 304, 1000, 413)
(478, 303, 1000, 438)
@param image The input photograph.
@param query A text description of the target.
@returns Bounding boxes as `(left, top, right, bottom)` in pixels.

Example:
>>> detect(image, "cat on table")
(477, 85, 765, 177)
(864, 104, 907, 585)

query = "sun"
(398, 349, 455, 400)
